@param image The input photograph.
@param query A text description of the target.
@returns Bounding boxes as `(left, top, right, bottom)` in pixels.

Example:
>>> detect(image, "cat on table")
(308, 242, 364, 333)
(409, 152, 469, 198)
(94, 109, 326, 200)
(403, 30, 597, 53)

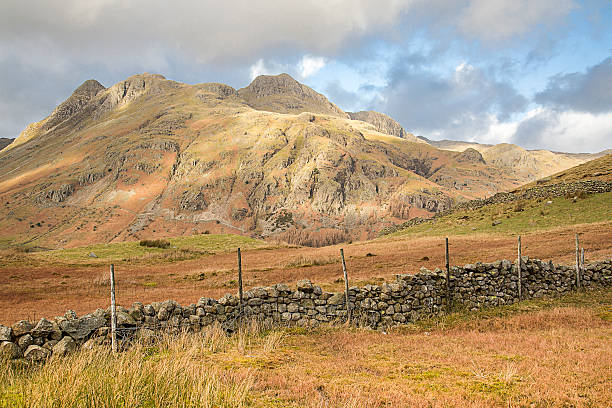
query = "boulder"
(0, 324, 11, 341)
(11, 320, 33, 337)
(296, 279, 314, 293)
(327, 293, 345, 305)
(52, 336, 77, 357)
(59, 314, 106, 340)
(24, 345, 50, 362)
(0, 341, 22, 359)
(49, 322, 63, 341)
(17, 334, 33, 350)
(116, 311, 137, 326)
(31, 318, 55, 338)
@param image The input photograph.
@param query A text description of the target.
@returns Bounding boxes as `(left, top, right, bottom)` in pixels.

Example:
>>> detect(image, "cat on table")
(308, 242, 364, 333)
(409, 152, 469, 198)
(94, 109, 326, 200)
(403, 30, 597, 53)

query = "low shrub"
(139, 239, 171, 249)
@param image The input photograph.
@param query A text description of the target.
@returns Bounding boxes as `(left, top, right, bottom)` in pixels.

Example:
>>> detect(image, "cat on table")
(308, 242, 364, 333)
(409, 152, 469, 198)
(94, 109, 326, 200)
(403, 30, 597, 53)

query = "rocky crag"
(1, 257, 610, 361)
(348, 110, 419, 142)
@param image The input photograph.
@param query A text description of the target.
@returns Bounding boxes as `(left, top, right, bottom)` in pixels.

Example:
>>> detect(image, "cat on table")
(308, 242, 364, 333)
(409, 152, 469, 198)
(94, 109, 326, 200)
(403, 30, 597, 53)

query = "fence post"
(445, 237, 451, 313)
(575, 234, 580, 289)
(340, 249, 352, 324)
(237, 248, 243, 310)
(110, 264, 117, 353)
(581, 247, 585, 274)
(517, 236, 522, 301)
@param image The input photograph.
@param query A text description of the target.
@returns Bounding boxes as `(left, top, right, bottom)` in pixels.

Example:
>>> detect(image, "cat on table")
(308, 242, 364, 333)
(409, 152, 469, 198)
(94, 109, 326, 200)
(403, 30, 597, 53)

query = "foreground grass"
(1, 290, 610, 407)
(392, 191, 612, 238)
(1, 233, 269, 266)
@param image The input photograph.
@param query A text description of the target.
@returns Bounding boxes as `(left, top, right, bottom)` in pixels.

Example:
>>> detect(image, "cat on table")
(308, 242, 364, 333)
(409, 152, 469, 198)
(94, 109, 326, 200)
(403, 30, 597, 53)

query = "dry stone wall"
(1, 258, 610, 361)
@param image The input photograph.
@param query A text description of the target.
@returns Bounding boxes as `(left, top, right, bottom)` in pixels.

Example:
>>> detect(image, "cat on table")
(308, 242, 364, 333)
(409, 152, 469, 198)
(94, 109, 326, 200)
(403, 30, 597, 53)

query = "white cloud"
(513, 108, 612, 152)
(473, 115, 519, 144)
(298, 55, 326, 78)
(248, 59, 290, 80)
(0, 0, 416, 65)
(457, 0, 576, 43)
(249, 59, 268, 80)
(447, 108, 612, 153)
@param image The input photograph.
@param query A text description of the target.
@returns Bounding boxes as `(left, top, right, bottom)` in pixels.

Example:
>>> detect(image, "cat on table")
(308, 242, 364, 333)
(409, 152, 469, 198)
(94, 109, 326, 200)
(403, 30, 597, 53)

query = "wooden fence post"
(517, 236, 522, 301)
(237, 248, 243, 310)
(445, 237, 451, 313)
(575, 234, 580, 289)
(340, 249, 352, 324)
(110, 264, 117, 353)
(581, 248, 585, 274)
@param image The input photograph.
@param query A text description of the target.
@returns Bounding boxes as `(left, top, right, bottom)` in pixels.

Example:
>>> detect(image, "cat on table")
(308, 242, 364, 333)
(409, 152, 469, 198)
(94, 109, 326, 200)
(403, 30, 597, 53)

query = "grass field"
(1, 220, 611, 324)
(391, 192, 612, 238)
(1, 290, 610, 407)
(1, 233, 269, 267)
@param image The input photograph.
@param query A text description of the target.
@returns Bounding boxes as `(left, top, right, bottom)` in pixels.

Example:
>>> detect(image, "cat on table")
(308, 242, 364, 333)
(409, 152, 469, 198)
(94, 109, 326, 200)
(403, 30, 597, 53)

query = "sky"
(1, 0, 611, 153)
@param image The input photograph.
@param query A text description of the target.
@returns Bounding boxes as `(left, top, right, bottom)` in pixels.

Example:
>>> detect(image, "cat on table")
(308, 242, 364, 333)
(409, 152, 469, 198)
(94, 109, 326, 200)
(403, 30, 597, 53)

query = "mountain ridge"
(0, 72, 604, 248)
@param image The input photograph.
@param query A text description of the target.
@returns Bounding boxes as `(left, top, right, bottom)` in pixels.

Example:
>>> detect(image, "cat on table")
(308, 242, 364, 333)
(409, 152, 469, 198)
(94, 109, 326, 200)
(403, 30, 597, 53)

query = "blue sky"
(1, 0, 610, 152)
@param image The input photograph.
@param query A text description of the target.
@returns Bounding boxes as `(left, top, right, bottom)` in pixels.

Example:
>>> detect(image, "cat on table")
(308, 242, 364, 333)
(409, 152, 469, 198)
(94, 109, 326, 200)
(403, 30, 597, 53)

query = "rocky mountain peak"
(238, 73, 348, 118)
(73, 79, 106, 96)
(243, 73, 304, 97)
(348, 111, 406, 139)
(456, 147, 486, 164)
(42, 79, 106, 131)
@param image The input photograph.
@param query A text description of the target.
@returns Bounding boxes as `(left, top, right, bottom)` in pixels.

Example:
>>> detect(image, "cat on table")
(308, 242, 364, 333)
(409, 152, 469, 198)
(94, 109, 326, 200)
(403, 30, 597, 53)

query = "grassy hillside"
(390, 191, 612, 238)
(518, 153, 612, 190)
(2, 290, 610, 407)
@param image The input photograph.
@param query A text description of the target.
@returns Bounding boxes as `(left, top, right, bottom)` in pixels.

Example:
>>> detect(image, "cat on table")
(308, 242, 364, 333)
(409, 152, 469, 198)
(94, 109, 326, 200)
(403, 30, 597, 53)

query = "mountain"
(0, 138, 13, 150)
(419, 137, 600, 181)
(0, 73, 602, 249)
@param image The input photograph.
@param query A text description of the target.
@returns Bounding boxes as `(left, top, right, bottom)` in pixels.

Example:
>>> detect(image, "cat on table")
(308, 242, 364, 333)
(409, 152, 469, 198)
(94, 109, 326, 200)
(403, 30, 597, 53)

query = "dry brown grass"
(1, 290, 610, 407)
(1, 221, 611, 324)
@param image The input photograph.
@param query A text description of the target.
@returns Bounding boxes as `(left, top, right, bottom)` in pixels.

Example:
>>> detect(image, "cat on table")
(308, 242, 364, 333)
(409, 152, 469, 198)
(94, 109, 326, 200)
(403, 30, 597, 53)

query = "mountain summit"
(238, 73, 348, 117)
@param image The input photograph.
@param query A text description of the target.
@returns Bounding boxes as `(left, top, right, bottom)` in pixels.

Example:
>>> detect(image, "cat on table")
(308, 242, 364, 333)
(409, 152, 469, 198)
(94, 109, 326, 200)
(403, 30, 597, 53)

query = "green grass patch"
(26, 233, 268, 266)
(391, 192, 612, 238)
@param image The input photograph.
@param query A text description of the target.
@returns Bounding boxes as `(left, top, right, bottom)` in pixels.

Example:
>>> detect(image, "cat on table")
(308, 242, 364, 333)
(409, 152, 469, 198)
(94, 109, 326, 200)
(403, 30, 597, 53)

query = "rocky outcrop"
(456, 148, 486, 164)
(238, 73, 348, 118)
(348, 110, 408, 140)
(39, 184, 74, 203)
(43, 79, 105, 131)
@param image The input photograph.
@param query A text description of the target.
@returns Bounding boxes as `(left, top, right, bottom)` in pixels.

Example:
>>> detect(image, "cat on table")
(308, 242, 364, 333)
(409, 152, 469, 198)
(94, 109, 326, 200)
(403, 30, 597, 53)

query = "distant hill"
(0, 138, 13, 150)
(418, 137, 600, 181)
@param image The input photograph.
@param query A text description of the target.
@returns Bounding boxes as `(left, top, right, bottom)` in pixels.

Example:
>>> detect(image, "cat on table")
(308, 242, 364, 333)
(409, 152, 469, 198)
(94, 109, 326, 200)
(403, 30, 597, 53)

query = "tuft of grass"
(139, 239, 171, 249)
(284, 255, 338, 268)
(0, 323, 289, 408)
